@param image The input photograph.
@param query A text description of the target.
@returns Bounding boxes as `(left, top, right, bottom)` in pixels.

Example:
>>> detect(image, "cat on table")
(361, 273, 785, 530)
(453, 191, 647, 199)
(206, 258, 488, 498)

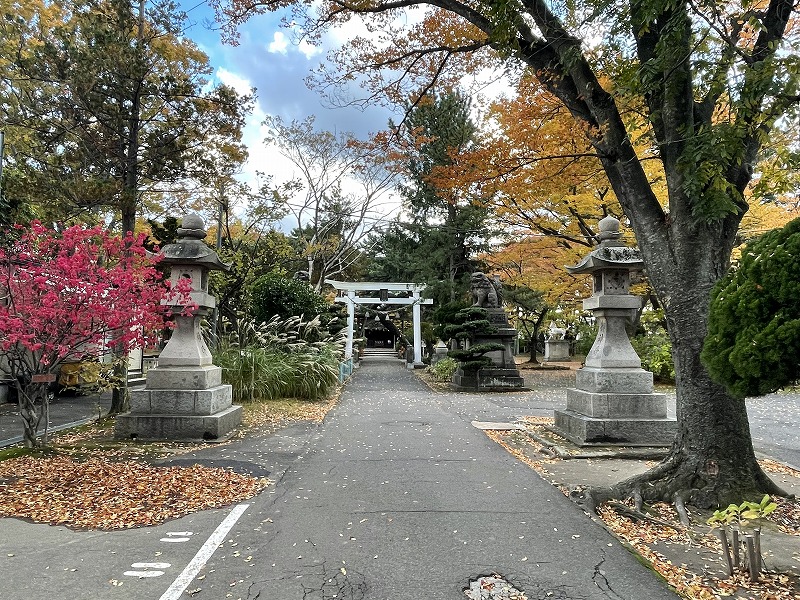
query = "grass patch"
(0, 447, 36, 461)
(242, 390, 341, 433)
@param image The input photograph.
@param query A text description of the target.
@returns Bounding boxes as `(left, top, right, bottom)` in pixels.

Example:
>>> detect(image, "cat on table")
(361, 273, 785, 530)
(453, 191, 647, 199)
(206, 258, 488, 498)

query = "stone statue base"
(451, 308, 526, 392)
(553, 367, 676, 446)
(452, 366, 525, 391)
(544, 339, 571, 362)
(115, 365, 242, 441)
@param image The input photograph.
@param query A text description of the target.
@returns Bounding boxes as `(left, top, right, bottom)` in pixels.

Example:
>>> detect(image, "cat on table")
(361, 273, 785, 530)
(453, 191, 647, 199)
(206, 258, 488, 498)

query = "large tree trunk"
(109, 357, 130, 415)
(526, 310, 548, 364)
(109, 188, 135, 415)
(610, 307, 783, 507)
(607, 217, 782, 507)
(18, 381, 46, 448)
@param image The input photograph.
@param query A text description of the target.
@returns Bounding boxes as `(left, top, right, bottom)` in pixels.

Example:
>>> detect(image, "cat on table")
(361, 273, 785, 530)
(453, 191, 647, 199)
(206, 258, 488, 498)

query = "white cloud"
(268, 31, 289, 54)
(267, 29, 321, 59)
(298, 39, 322, 60)
(215, 67, 254, 96)
(196, 10, 401, 215)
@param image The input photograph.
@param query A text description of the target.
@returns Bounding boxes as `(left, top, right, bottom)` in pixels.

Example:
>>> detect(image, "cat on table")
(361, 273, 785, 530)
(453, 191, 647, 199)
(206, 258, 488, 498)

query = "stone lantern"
(553, 216, 676, 446)
(115, 213, 242, 441)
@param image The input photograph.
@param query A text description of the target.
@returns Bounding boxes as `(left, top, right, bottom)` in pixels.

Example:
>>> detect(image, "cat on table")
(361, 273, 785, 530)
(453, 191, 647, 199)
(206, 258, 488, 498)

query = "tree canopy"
(264, 115, 397, 291)
(0, 222, 181, 446)
(367, 91, 494, 305)
(0, 0, 251, 233)
(250, 272, 329, 323)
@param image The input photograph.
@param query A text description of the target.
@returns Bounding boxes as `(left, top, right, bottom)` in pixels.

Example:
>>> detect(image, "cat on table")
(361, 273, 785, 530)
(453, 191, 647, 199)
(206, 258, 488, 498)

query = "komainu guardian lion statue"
(470, 272, 501, 308)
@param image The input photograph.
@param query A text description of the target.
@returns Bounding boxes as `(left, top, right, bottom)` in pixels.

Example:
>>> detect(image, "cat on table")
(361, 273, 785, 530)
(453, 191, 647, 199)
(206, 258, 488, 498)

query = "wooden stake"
(754, 528, 762, 573)
(715, 528, 734, 576)
(745, 534, 760, 581)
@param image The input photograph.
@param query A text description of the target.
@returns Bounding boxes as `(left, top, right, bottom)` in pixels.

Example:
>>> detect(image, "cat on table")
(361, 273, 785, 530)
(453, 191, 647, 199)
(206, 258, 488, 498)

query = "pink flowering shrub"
(0, 222, 186, 446)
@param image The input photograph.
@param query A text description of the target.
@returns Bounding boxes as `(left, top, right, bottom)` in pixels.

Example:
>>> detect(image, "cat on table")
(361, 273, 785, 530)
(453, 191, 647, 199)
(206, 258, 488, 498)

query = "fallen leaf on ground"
(0, 455, 268, 529)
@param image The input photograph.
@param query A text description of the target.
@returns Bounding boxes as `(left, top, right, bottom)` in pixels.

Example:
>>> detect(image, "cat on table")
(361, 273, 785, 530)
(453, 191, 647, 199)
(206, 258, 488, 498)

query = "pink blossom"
(0, 222, 185, 376)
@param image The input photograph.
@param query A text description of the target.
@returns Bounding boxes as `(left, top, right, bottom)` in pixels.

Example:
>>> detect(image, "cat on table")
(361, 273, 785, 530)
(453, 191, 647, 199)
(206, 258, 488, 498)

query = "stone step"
(553, 408, 677, 447)
(127, 369, 146, 388)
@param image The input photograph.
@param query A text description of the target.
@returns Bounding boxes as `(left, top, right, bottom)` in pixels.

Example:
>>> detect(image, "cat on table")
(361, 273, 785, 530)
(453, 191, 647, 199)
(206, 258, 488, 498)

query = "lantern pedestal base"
(115, 364, 241, 441)
(115, 403, 242, 442)
(553, 409, 677, 447)
(552, 367, 676, 446)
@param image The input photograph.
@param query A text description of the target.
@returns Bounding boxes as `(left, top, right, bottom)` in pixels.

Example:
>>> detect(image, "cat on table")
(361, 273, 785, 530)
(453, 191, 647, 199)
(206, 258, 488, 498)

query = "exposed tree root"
(632, 488, 643, 512)
(605, 500, 683, 530)
(673, 492, 690, 527)
(580, 450, 790, 519)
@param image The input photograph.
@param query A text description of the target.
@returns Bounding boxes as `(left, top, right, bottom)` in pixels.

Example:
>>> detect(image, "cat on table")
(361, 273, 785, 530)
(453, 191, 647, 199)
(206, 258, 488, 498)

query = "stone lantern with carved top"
(569, 215, 644, 371)
(157, 213, 227, 368)
(115, 213, 242, 441)
(553, 216, 676, 446)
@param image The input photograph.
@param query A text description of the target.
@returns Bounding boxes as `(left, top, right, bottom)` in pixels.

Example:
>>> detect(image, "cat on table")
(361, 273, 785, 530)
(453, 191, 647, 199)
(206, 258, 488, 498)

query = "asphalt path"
(0, 357, 679, 599)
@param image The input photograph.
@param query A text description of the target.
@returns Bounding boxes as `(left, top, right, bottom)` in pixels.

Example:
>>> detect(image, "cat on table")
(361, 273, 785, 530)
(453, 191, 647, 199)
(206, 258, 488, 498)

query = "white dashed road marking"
(160, 531, 194, 542)
(123, 561, 172, 578)
(159, 503, 250, 600)
(124, 570, 166, 578)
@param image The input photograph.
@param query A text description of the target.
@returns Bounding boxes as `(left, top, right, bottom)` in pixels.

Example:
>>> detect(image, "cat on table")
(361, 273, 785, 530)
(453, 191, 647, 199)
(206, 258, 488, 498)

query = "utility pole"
(210, 182, 226, 349)
(0, 130, 5, 206)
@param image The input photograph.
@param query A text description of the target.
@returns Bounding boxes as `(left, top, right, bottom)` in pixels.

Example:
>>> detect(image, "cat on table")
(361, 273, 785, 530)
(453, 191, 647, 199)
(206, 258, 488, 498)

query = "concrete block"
(114, 404, 242, 441)
(575, 367, 654, 394)
(145, 365, 222, 390)
(136, 385, 231, 415)
(553, 409, 677, 446)
(566, 388, 669, 418)
(149, 390, 197, 414)
(129, 389, 151, 413)
(194, 385, 233, 415)
(544, 340, 571, 362)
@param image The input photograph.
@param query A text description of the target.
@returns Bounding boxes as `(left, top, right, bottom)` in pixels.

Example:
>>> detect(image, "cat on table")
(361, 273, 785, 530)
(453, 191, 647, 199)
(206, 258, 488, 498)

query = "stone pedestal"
(452, 308, 525, 391)
(544, 339, 571, 362)
(116, 365, 242, 441)
(115, 213, 242, 442)
(452, 366, 525, 390)
(554, 367, 676, 446)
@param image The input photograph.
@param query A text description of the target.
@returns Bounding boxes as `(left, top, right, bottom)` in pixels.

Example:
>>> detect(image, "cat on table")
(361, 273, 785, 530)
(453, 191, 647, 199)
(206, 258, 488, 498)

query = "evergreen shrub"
(250, 273, 328, 323)
(427, 357, 458, 381)
(702, 218, 800, 398)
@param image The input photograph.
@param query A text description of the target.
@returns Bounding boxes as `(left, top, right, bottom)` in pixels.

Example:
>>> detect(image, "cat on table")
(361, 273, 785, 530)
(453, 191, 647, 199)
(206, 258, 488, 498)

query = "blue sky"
(180, 1, 398, 188)
(175, 0, 513, 228)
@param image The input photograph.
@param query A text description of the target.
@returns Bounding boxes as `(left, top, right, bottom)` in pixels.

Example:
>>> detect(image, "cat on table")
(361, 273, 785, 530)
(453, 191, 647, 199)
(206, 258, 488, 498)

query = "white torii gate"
(328, 280, 433, 368)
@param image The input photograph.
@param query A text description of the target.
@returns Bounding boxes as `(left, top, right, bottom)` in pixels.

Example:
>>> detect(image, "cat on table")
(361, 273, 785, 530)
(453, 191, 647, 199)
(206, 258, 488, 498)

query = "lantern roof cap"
(160, 213, 229, 272)
(566, 217, 643, 274)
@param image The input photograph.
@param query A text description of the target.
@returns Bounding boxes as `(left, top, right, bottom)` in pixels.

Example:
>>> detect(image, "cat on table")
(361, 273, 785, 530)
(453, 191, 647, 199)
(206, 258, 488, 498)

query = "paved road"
(0, 357, 678, 600)
(747, 391, 800, 468)
(0, 390, 112, 447)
